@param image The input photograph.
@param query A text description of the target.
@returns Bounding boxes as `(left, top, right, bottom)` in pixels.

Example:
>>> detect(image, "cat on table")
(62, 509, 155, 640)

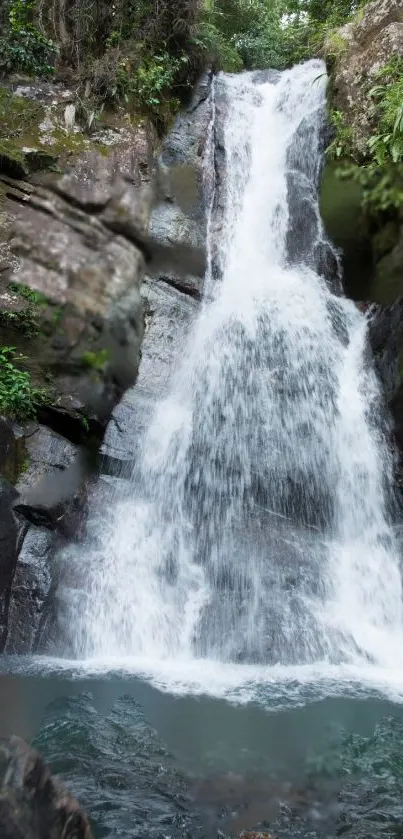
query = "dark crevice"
(158, 274, 202, 300)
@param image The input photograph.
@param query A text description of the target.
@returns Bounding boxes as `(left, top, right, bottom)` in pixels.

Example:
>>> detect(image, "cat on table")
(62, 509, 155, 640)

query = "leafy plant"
(9, 282, 48, 305)
(340, 58, 403, 214)
(0, 0, 56, 76)
(0, 346, 48, 419)
(327, 109, 356, 160)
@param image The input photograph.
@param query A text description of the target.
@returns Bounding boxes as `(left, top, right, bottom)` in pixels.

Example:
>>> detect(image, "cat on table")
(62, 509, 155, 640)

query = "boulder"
(0, 736, 93, 839)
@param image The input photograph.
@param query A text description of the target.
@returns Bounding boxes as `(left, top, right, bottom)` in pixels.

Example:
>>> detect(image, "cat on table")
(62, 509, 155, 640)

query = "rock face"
(102, 75, 212, 471)
(367, 300, 403, 486)
(0, 478, 20, 650)
(327, 0, 403, 154)
(0, 82, 158, 653)
(0, 74, 213, 653)
(0, 736, 93, 839)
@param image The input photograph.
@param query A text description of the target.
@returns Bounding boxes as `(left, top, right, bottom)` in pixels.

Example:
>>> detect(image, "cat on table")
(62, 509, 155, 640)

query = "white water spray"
(65, 61, 403, 680)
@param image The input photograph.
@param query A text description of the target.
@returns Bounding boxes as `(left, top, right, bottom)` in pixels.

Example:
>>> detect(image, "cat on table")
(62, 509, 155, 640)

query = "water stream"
(4, 61, 403, 838)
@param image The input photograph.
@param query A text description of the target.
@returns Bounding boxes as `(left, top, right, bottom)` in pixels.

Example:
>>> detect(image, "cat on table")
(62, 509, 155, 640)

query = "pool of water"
(2, 661, 403, 838)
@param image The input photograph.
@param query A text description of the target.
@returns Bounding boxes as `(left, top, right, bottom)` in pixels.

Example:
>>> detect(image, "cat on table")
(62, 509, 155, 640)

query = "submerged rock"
(0, 736, 93, 839)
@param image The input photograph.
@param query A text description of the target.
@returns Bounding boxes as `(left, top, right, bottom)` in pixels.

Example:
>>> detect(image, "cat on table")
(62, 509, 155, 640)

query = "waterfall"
(65, 61, 403, 675)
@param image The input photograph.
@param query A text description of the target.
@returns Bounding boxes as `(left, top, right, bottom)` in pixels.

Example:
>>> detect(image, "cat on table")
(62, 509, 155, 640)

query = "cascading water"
(66, 60, 403, 679)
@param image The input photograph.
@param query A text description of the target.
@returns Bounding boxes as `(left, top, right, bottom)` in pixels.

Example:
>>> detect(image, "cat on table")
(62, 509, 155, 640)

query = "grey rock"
(16, 424, 77, 492)
(4, 526, 54, 654)
(146, 74, 212, 290)
(0, 736, 94, 839)
(14, 425, 85, 536)
(0, 478, 20, 650)
(102, 278, 197, 467)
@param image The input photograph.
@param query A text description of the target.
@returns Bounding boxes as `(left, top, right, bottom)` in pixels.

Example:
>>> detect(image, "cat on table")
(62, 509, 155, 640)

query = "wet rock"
(367, 299, 403, 488)
(13, 425, 86, 537)
(368, 299, 403, 405)
(0, 478, 20, 650)
(3, 525, 54, 654)
(101, 76, 211, 467)
(102, 278, 197, 468)
(323, 0, 403, 306)
(0, 736, 93, 839)
(146, 73, 212, 298)
(371, 229, 403, 304)
(0, 418, 26, 484)
(16, 424, 77, 489)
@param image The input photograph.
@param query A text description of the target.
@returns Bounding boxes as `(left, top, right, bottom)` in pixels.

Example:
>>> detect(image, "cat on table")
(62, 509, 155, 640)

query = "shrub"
(0, 0, 56, 76)
(0, 346, 48, 419)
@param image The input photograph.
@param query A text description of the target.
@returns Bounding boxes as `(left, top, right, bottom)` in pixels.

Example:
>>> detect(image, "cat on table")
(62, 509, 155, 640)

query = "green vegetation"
(81, 349, 110, 372)
(0, 0, 55, 76)
(0, 346, 48, 419)
(0, 283, 49, 338)
(328, 58, 403, 215)
(9, 282, 48, 306)
(0, 0, 372, 132)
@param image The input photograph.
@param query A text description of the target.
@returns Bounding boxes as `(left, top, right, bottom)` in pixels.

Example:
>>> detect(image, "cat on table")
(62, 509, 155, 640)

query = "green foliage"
(0, 308, 40, 338)
(191, 19, 243, 72)
(0, 0, 56, 76)
(81, 349, 109, 372)
(331, 58, 403, 215)
(367, 57, 403, 167)
(327, 109, 356, 160)
(9, 282, 48, 306)
(196, 0, 291, 71)
(282, 0, 369, 65)
(0, 346, 47, 419)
